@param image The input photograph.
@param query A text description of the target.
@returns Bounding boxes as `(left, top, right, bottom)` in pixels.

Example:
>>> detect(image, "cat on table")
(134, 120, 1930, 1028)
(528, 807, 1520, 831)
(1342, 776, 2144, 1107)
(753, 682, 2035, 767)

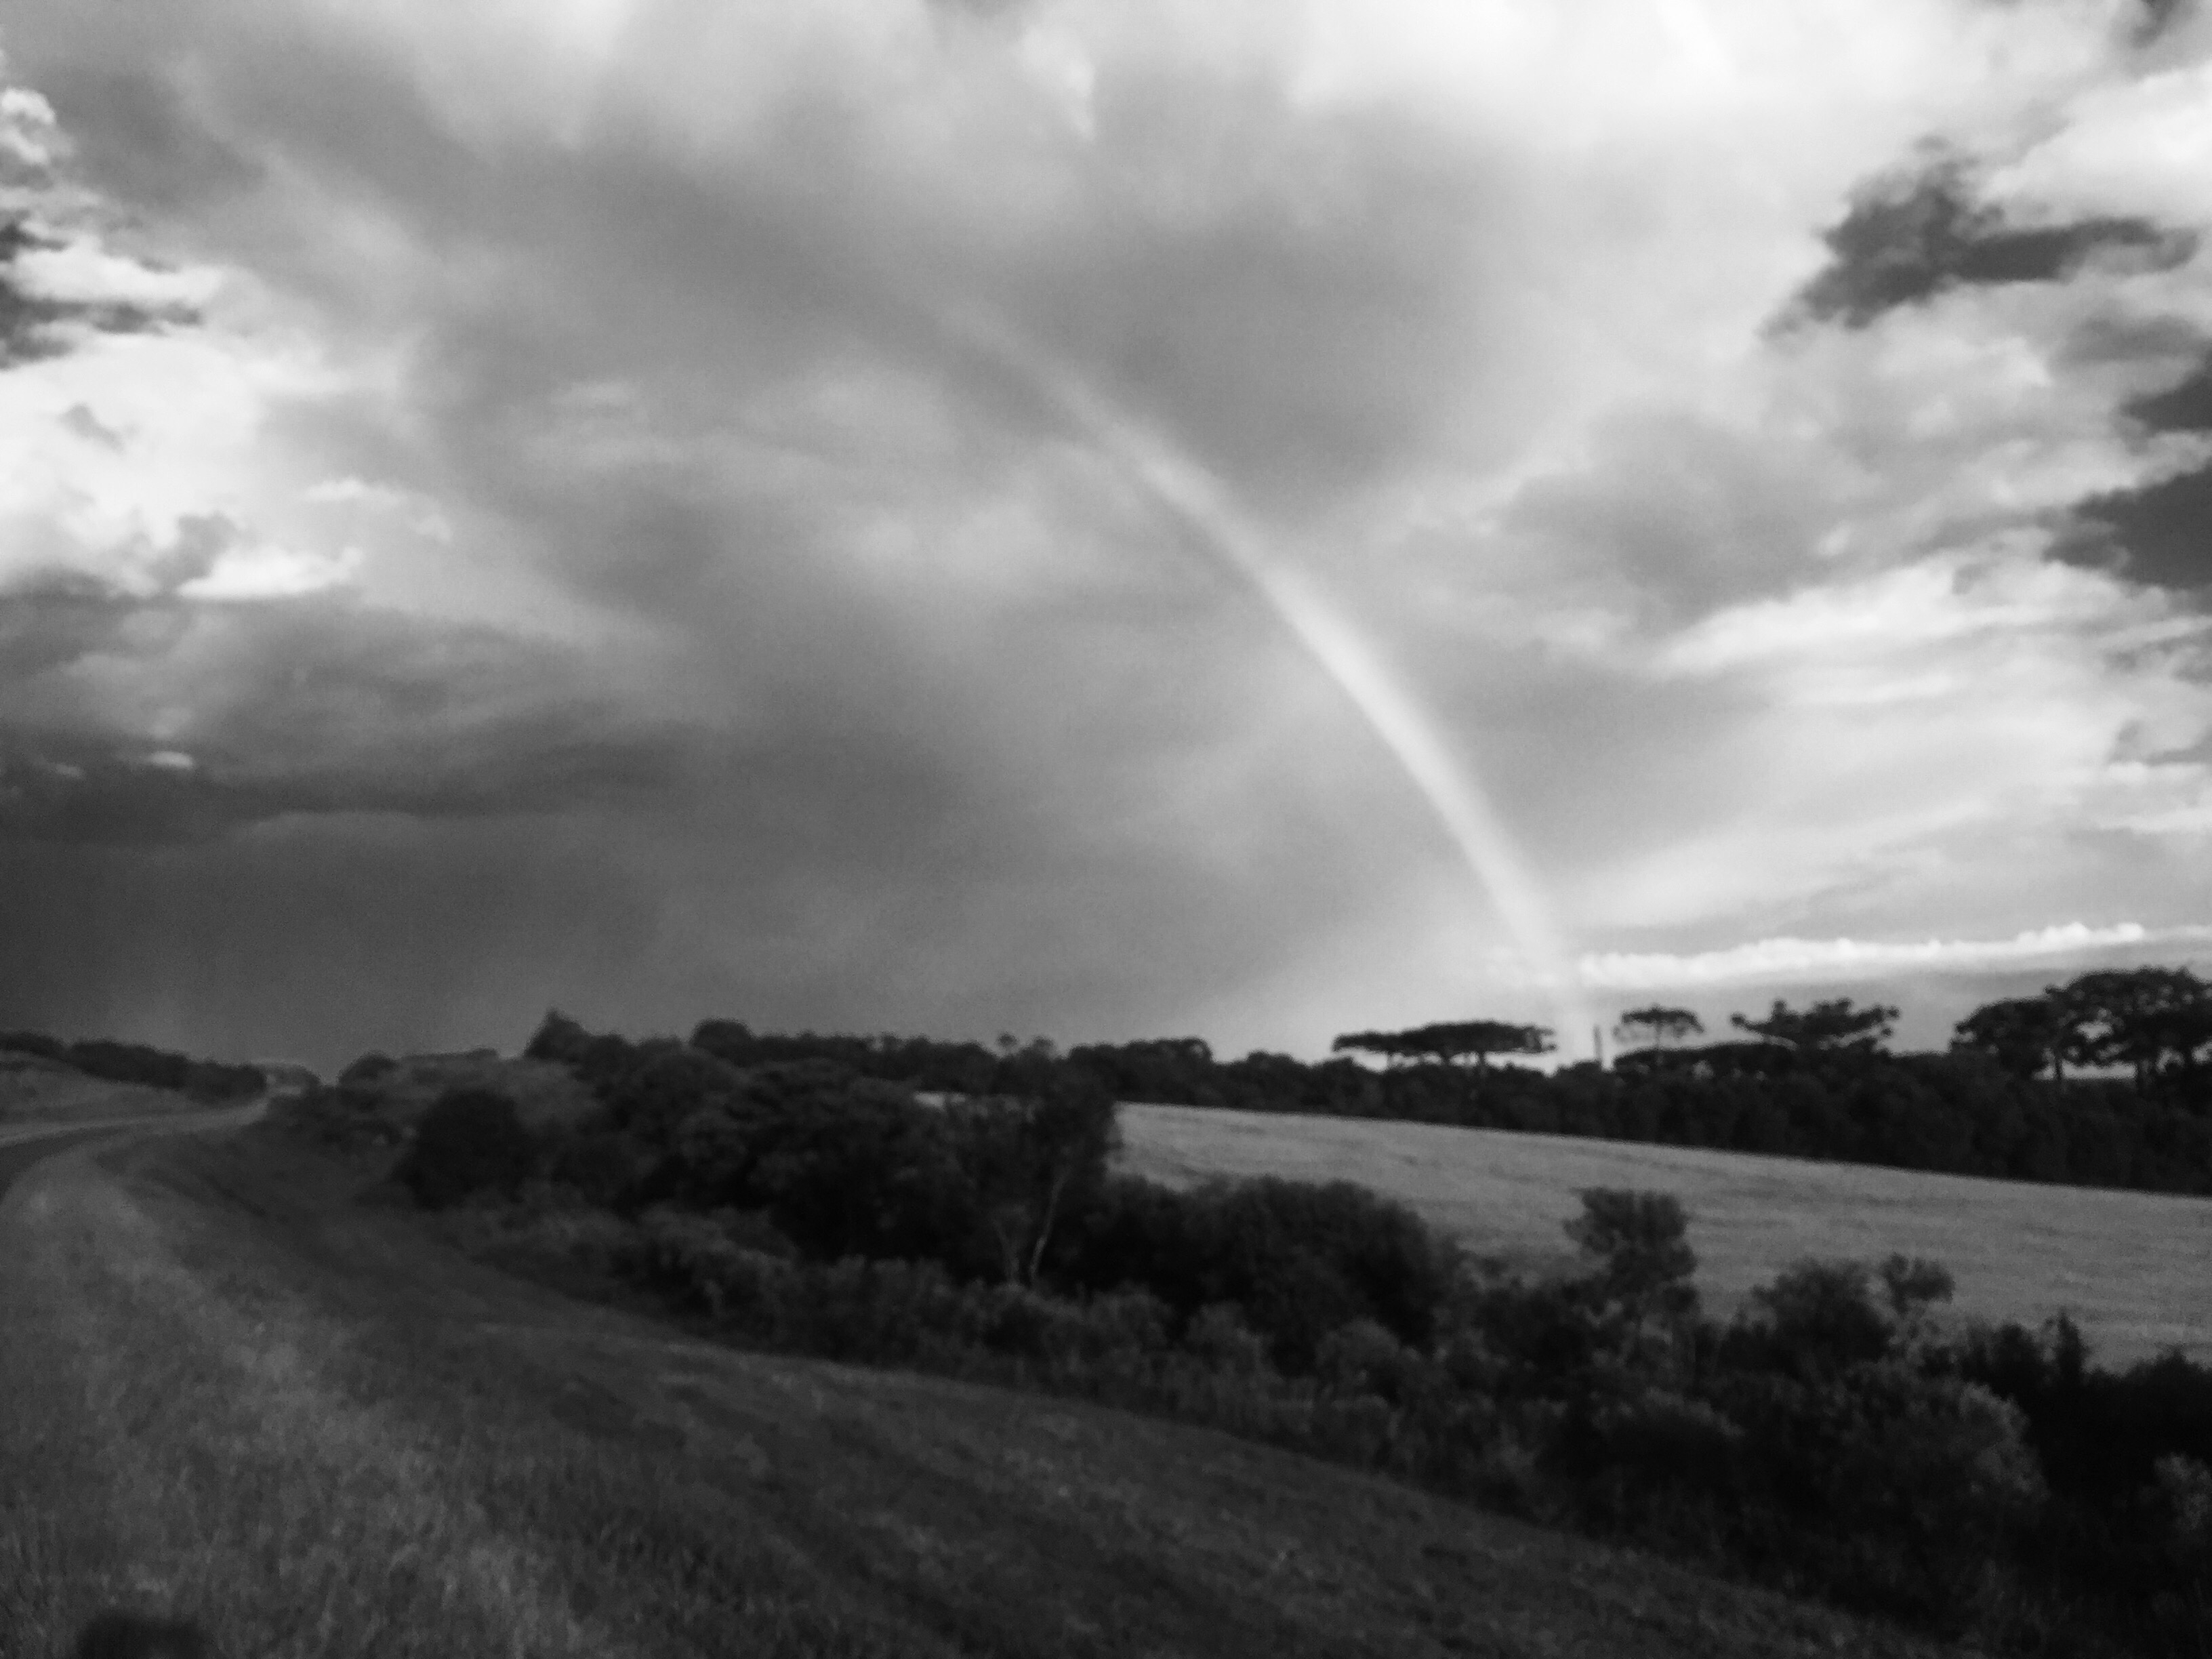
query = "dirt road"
(0, 1099, 266, 1202)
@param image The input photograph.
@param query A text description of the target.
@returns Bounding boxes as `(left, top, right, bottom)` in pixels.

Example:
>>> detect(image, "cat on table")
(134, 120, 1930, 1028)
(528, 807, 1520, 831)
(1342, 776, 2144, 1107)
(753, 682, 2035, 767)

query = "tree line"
(281, 1008, 2212, 1658)
(0, 1028, 265, 1103)
(572, 968, 2212, 1197)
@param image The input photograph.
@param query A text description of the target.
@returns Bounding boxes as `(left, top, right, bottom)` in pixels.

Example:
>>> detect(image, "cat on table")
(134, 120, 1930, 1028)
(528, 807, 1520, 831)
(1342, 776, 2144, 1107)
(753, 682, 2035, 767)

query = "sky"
(2, 0, 2211, 1073)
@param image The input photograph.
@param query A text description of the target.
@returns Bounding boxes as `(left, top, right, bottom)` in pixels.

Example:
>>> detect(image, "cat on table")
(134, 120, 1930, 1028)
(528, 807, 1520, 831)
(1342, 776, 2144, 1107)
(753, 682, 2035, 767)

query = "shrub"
(1053, 1174, 1455, 1373)
(604, 1044, 749, 1149)
(1315, 1318, 1427, 1407)
(0, 1029, 68, 1061)
(1728, 1258, 1898, 1380)
(1182, 1303, 1271, 1377)
(1565, 1189, 1698, 1318)
(395, 1088, 536, 1209)
(1713, 1361, 2045, 1626)
(544, 1126, 647, 1210)
(271, 1083, 404, 1152)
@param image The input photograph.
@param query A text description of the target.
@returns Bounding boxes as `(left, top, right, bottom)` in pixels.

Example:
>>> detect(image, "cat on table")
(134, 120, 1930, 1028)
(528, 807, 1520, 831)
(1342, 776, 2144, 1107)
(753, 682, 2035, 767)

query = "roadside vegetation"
(1, 1125, 1940, 1659)
(0, 1029, 264, 1107)
(285, 1008, 2212, 1659)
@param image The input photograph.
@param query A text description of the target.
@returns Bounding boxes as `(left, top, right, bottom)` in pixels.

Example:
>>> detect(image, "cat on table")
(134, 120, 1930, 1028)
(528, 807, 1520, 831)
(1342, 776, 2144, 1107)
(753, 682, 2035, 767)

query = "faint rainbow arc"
(962, 322, 1595, 1054)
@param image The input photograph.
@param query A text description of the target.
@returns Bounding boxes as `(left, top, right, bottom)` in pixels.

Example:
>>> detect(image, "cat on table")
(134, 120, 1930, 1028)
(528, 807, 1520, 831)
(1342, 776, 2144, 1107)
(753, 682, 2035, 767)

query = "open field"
(0, 1124, 1945, 1659)
(1118, 1104, 2212, 1366)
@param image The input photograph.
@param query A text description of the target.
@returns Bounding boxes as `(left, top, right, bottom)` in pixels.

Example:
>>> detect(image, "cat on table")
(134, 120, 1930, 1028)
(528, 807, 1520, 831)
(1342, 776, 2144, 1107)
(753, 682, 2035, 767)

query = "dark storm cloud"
(1, 213, 198, 365)
(2126, 351, 2212, 433)
(1780, 151, 2190, 331)
(2062, 463, 2212, 593)
(0, 583, 694, 843)
(0, 571, 138, 680)
(2047, 353, 2212, 594)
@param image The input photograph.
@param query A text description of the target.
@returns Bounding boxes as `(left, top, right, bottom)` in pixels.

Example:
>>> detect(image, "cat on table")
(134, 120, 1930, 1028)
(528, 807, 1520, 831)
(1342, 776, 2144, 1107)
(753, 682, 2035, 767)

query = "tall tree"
(1730, 998, 1898, 1052)
(2050, 967, 2212, 1090)
(1332, 1029, 1417, 1068)
(1614, 1006, 1704, 1050)
(1336, 1021, 1554, 1069)
(945, 1071, 1120, 1286)
(1952, 996, 2071, 1082)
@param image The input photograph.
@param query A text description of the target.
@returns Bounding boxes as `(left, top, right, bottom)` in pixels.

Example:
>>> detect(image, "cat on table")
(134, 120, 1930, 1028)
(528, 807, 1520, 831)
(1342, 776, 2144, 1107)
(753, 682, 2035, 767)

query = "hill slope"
(0, 1052, 184, 1127)
(1117, 1103, 2212, 1364)
(0, 1126, 1944, 1659)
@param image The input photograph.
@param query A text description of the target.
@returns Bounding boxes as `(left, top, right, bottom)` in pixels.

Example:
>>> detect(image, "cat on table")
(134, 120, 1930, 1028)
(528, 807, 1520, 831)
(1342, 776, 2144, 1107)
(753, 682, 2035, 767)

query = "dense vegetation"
(287, 1008, 2212, 1658)
(0, 1029, 264, 1103)
(636, 972, 2212, 1197)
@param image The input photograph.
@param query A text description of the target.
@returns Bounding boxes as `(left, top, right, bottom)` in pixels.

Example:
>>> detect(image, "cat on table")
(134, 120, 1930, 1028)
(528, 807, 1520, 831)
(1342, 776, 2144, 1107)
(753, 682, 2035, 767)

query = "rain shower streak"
(968, 322, 1595, 1055)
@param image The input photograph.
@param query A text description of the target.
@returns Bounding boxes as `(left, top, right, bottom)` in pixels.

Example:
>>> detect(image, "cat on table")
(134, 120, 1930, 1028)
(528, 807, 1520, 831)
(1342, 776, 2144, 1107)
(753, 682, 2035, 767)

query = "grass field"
(0, 1124, 1946, 1659)
(1117, 1103, 2212, 1366)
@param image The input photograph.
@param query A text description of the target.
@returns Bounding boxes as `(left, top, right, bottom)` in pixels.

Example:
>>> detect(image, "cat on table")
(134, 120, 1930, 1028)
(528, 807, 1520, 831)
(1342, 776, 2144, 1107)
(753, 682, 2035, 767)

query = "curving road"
(0, 1099, 268, 1204)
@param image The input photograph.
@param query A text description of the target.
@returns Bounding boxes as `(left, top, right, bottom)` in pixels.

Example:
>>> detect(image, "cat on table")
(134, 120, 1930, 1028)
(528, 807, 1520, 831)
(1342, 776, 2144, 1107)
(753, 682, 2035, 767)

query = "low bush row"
(0, 1029, 265, 1102)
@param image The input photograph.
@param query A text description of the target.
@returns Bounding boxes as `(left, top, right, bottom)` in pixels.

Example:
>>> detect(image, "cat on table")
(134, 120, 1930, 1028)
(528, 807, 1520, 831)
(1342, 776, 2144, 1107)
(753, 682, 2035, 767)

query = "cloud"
(1580, 922, 2212, 989)
(3, 5, 2212, 1065)
(1780, 145, 2191, 331)
(0, 577, 695, 844)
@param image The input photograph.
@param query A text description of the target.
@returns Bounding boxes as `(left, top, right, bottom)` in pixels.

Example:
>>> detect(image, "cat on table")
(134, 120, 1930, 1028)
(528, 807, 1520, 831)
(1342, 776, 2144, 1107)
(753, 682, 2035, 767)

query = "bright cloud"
(1581, 922, 2212, 989)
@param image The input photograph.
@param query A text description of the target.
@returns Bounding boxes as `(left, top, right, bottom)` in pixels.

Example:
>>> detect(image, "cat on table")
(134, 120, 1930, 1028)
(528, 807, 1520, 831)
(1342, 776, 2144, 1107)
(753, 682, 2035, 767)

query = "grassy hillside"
(1118, 1103, 2212, 1365)
(0, 1052, 188, 1127)
(0, 1124, 1944, 1659)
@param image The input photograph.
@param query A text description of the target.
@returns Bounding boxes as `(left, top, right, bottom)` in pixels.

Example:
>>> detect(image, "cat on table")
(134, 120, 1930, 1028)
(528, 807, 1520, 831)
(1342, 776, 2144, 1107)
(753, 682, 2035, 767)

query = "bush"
(1052, 1174, 1455, 1373)
(543, 1126, 647, 1210)
(1727, 1259, 1898, 1380)
(270, 1084, 404, 1152)
(0, 1029, 68, 1061)
(1714, 1361, 2046, 1628)
(395, 1088, 536, 1209)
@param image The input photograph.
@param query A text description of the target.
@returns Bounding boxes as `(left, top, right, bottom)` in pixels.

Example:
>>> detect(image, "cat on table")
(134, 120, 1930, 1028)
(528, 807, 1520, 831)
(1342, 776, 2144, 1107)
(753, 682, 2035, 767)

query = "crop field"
(0, 1125, 1945, 1659)
(1117, 1104, 2212, 1366)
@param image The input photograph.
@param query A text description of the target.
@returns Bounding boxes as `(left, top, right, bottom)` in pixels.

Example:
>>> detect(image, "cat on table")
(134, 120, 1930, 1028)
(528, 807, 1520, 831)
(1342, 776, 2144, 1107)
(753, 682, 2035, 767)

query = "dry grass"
(1117, 1103, 2212, 1366)
(0, 1126, 1948, 1659)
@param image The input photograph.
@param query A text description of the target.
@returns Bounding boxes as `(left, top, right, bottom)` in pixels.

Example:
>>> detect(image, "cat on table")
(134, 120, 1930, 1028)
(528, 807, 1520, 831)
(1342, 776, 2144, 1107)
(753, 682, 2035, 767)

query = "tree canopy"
(1614, 1006, 1704, 1049)
(1729, 998, 1898, 1052)
(1334, 1020, 1555, 1069)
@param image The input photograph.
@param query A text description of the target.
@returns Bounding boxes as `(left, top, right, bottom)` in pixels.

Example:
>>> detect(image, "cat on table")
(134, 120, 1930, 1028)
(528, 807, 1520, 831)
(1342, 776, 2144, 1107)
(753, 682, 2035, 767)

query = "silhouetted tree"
(946, 1071, 1120, 1286)
(1566, 1188, 1699, 1321)
(1614, 1006, 1704, 1051)
(1730, 998, 1898, 1053)
(1952, 994, 2071, 1081)
(2051, 967, 2212, 1092)
(395, 1088, 535, 1209)
(1335, 1020, 1553, 1070)
(522, 1008, 594, 1065)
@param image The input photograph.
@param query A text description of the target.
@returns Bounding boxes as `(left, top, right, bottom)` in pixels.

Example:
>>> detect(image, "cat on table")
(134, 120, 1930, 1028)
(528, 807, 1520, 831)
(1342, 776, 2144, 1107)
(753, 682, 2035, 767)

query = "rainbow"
(956, 315, 1595, 1057)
